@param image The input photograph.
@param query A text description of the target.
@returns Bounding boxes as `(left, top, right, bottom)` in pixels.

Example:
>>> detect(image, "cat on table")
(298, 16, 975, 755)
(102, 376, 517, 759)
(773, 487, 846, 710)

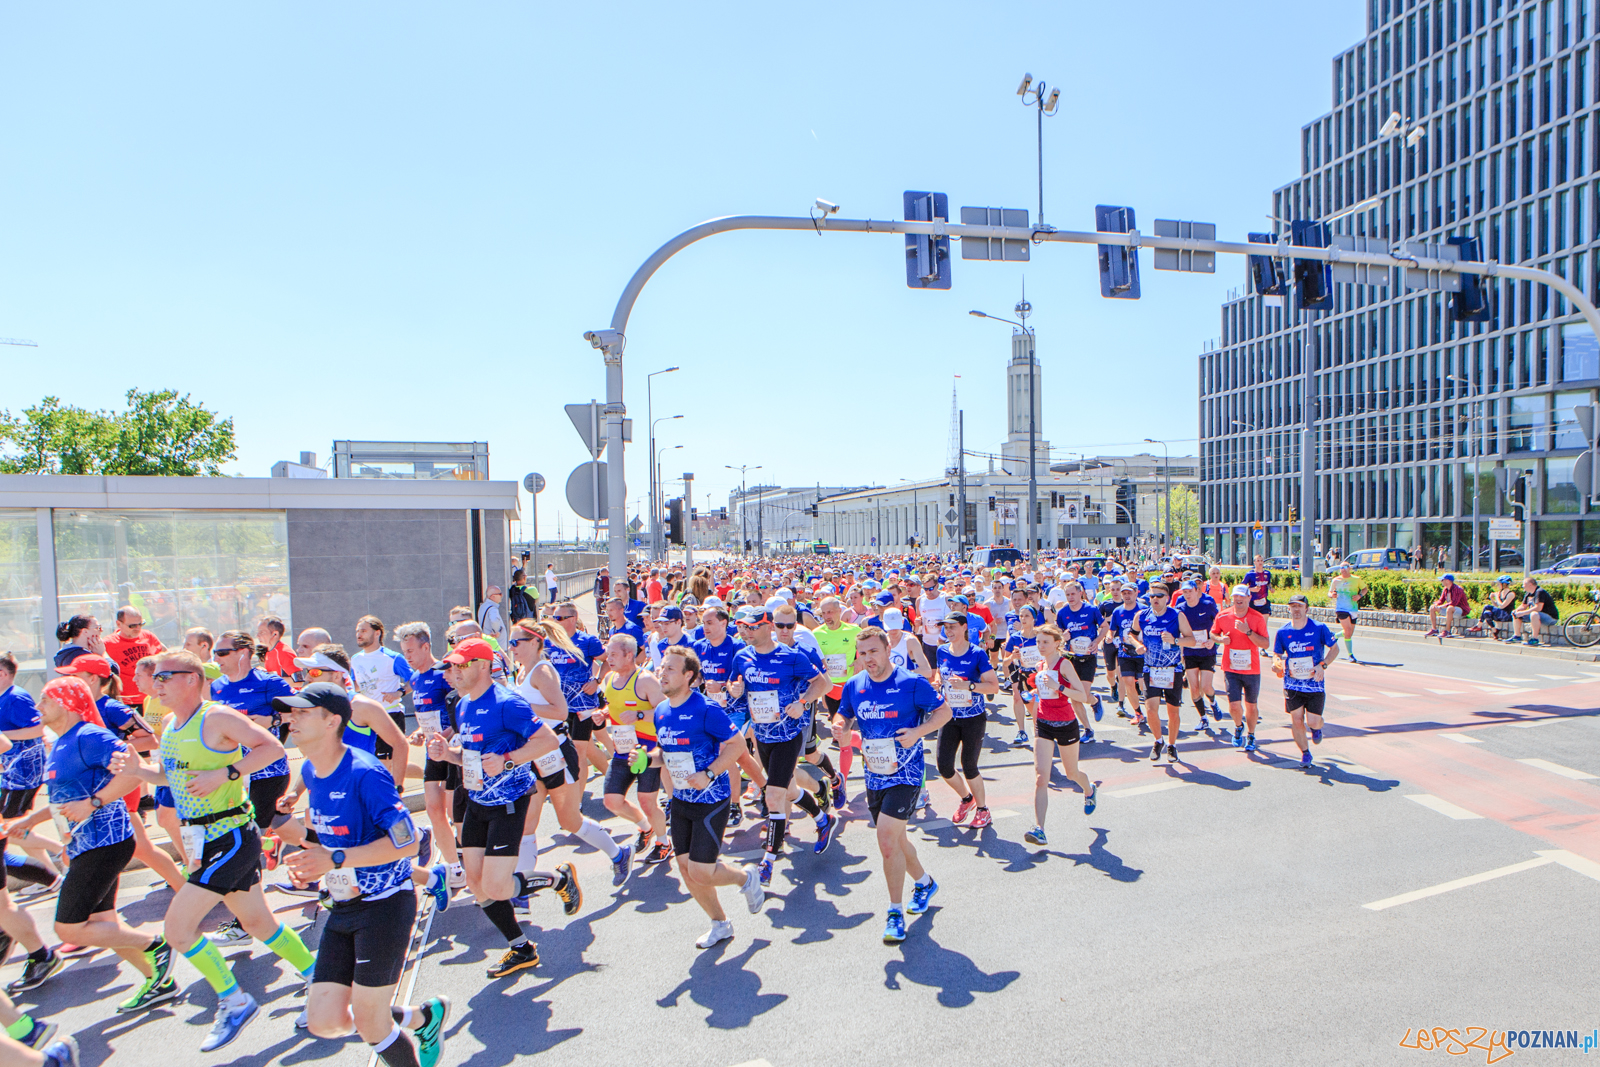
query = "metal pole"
(684, 472, 694, 570)
(647, 381, 656, 561)
(958, 410, 967, 559)
(1036, 90, 1044, 225)
(1027, 327, 1037, 566)
(590, 400, 602, 551)
(1299, 310, 1316, 588)
(756, 485, 764, 557)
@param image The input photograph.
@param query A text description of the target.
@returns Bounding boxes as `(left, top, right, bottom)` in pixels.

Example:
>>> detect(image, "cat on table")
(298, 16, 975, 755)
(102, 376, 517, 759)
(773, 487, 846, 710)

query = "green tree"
(0, 389, 236, 476)
(1159, 484, 1201, 546)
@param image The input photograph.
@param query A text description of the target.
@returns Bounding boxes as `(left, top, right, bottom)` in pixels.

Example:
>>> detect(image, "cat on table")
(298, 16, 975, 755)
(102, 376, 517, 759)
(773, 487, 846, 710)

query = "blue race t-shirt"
(839, 668, 943, 791)
(653, 691, 737, 805)
(1054, 602, 1102, 655)
(692, 634, 743, 688)
(936, 643, 990, 720)
(0, 686, 39, 732)
(407, 664, 455, 733)
(613, 619, 647, 650)
(546, 633, 606, 713)
(302, 747, 416, 901)
(456, 683, 544, 805)
(95, 696, 140, 739)
(212, 668, 295, 779)
(1175, 595, 1221, 654)
(1274, 619, 1336, 693)
(46, 721, 134, 858)
(732, 643, 822, 745)
(1137, 607, 1184, 670)
(1110, 605, 1144, 653)
(1244, 569, 1272, 607)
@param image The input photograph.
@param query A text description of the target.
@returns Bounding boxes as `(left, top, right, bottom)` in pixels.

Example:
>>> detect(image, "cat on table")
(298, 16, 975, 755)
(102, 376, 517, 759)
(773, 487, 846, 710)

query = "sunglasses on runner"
(152, 669, 196, 682)
(214, 646, 246, 656)
(773, 622, 796, 630)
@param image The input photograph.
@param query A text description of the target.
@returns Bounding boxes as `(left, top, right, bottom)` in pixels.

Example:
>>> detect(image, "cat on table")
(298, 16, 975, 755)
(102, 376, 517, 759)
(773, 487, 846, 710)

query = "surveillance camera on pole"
(583, 329, 625, 353)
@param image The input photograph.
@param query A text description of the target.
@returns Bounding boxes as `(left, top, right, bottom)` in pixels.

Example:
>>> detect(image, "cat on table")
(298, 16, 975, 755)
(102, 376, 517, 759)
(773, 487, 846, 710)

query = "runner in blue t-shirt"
(1173, 582, 1223, 728)
(934, 616, 1000, 829)
(1109, 585, 1147, 724)
(547, 605, 608, 778)
(1244, 555, 1273, 615)
(691, 608, 762, 828)
(275, 680, 452, 1067)
(653, 645, 765, 949)
(1131, 584, 1197, 763)
(837, 627, 951, 944)
(1271, 595, 1341, 768)
(1052, 583, 1108, 739)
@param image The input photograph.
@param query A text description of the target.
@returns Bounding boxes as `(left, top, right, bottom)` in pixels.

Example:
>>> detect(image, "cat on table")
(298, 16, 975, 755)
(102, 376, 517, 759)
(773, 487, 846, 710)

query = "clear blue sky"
(0, 1, 1364, 539)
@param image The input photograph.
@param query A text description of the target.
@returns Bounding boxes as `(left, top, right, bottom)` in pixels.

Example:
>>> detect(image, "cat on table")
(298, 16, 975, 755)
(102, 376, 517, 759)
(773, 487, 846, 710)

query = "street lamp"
(650, 413, 683, 557)
(725, 464, 761, 557)
(1145, 438, 1172, 553)
(1015, 73, 1062, 225)
(971, 305, 1039, 565)
(647, 367, 679, 559)
(657, 444, 683, 554)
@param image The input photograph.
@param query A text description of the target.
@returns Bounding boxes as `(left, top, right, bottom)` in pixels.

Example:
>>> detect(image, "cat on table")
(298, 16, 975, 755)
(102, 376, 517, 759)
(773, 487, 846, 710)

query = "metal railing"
(556, 569, 601, 602)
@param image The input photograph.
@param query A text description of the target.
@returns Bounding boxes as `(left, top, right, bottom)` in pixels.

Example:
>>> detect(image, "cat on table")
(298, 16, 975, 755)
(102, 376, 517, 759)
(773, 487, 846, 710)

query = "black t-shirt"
(1524, 588, 1558, 618)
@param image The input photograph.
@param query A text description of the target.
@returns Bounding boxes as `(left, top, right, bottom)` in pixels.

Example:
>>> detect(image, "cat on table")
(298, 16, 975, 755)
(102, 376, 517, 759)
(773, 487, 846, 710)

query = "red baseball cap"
(443, 638, 495, 666)
(55, 655, 112, 678)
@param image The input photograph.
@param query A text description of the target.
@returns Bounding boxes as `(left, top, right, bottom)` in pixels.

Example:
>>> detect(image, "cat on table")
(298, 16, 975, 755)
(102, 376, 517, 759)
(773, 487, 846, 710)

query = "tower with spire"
(1000, 284, 1049, 477)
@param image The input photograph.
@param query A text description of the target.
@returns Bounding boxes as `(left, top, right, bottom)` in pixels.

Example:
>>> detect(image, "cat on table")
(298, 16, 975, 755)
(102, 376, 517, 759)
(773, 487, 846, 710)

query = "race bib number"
(1289, 656, 1315, 680)
(944, 686, 973, 707)
(462, 750, 485, 791)
(533, 746, 566, 777)
(662, 750, 696, 782)
(1150, 667, 1175, 688)
(181, 823, 206, 864)
(1070, 637, 1091, 655)
(608, 724, 638, 753)
(49, 804, 72, 842)
(417, 710, 442, 737)
(324, 866, 360, 902)
(1228, 647, 1253, 671)
(824, 653, 848, 677)
(1020, 646, 1042, 669)
(863, 738, 899, 775)
(1036, 670, 1059, 697)
(1192, 629, 1209, 645)
(749, 691, 781, 724)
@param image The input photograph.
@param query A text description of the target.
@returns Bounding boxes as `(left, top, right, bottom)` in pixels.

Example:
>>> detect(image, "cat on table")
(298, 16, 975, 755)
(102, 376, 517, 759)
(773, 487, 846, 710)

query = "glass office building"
(1199, 0, 1600, 568)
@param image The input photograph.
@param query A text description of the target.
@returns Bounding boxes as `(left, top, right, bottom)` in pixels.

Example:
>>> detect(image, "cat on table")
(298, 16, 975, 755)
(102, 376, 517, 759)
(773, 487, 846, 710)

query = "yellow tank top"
(158, 700, 250, 841)
(603, 669, 656, 741)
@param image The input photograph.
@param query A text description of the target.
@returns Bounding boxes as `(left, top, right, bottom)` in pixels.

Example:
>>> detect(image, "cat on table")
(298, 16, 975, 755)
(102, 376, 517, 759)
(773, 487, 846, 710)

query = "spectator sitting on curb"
(1425, 574, 1470, 638)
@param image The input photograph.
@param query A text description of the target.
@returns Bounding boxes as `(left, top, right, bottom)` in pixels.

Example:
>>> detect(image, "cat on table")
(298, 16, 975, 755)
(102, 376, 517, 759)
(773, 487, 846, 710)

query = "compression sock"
(764, 814, 787, 855)
(373, 1025, 421, 1067)
(837, 743, 853, 780)
(4, 1016, 34, 1040)
(513, 871, 558, 895)
(1344, 637, 1355, 656)
(3, 854, 56, 887)
(182, 937, 239, 997)
(515, 834, 539, 876)
(574, 817, 621, 859)
(794, 791, 821, 818)
(481, 900, 525, 944)
(814, 753, 837, 778)
(263, 923, 315, 978)
(392, 1006, 415, 1028)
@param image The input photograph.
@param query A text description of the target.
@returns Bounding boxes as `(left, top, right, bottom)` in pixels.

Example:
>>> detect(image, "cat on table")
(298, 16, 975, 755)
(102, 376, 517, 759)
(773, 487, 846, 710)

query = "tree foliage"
(0, 389, 236, 477)
(1159, 484, 1201, 545)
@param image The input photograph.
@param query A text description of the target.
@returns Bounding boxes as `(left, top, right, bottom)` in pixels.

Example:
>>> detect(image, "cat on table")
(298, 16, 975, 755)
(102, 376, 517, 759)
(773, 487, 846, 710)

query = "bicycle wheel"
(1563, 611, 1600, 648)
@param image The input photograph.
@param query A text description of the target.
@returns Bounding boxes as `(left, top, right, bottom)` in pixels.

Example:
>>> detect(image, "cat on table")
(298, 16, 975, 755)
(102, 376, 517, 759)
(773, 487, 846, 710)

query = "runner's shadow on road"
(1304, 764, 1401, 791)
(764, 848, 874, 945)
(1160, 762, 1251, 793)
(655, 938, 786, 1028)
(883, 911, 1020, 1008)
(455, 983, 582, 1064)
(617, 855, 694, 915)
(1039, 826, 1143, 883)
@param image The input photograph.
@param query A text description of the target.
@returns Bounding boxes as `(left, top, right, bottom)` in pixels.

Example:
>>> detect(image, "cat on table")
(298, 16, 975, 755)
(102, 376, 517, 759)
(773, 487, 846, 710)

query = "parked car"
(969, 546, 1025, 570)
(1059, 555, 1109, 574)
(1533, 553, 1600, 577)
(1264, 555, 1329, 574)
(1174, 555, 1211, 576)
(1344, 547, 1411, 571)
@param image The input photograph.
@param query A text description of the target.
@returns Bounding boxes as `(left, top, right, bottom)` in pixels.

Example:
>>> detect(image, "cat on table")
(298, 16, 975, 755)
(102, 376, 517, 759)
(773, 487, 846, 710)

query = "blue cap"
(1442, 573, 1457, 581)
(659, 606, 684, 622)
(873, 591, 894, 606)
(1180, 580, 1197, 590)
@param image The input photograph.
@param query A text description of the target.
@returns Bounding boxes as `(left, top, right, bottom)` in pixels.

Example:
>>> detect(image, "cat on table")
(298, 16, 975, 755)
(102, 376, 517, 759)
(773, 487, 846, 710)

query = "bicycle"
(1561, 590, 1600, 648)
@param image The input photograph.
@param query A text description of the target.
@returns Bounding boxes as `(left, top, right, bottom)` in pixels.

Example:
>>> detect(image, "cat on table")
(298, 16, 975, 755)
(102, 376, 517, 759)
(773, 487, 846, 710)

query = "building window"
(1507, 394, 1549, 450)
(0, 511, 43, 667)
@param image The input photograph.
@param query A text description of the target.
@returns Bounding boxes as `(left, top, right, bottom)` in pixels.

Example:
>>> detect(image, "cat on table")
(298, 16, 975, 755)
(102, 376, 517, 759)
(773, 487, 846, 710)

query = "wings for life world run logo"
(1398, 1026, 1599, 1061)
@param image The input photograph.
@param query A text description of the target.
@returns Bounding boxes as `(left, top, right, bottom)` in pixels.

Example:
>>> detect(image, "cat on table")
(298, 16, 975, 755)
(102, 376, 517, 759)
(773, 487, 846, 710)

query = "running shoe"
(969, 807, 992, 829)
(1424, 628, 1440, 637)
(741, 866, 765, 913)
(1311, 727, 1323, 745)
(415, 995, 451, 1067)
(486, 942, 539, 979)
(7, 950, 63, 994)
(830, 772, 847, 804)
(1084, 783, 1098, 815)
(952, 796, 976, 824)
(727, 803, 743, 828)
(18, 1018, 56, 1049)
(1506, 635, 1524, 644)
(1166, 744, 1178, 763)
(1349, 654, 1359, 663)
(1300, 749, 1313, 768)
(882, 911, 907, 944)
(1245, 734, 1258, 752)
(261, 833, 281, 871)
(416, 827, 434, 867)
(554, 863, 582, 916)
(145, 936, 173, 987)
(116, 975, 179, 1014)
(635, 828, 655, 853)
(208, 918, 250, 945)
(696, 920, 735, 949)
(813, 814, 836, 855)
(757, 854, 774, 887)
(1012, 730, 1029, 746)
(1526, 638, 1542, 646)
(1116, 702, 1131, 719)
(41, 1038, 78, 1067)
(611, 842, 635, 887)
(816, 776, 832, 814)
(1150, 741, 1163, 761)
(447, 864, 466, 890)
(1197, 713, 1210, 733)
(917, 788, 929, 810)
(1082, 728, 1096, 744)
(1023, 826, 1047, 846)
(200, 994, 259, 1052)
(425, 863, 450, 913)
(271, 878, 321, 897)
(645, 842, 673, 865)
(907, 876, 939, 915)
(1093, 698, 1104, 722)
(1233, 725, 1245, 748)
(510, 896, 530, 913)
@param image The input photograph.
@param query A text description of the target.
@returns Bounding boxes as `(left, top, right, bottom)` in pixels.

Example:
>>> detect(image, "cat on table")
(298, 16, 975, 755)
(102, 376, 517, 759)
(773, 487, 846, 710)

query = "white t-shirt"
(917, 595, 949, 640)
(351, 647, 406, 711)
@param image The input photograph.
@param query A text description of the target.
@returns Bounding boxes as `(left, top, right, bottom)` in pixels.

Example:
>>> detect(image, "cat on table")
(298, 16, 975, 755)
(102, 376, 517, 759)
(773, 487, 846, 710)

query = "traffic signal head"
(1447, 236, 1492, 322)
(1289, 220, 1333, 310)
(667, 498, 685, 544)
(1247, 233, 1288, 296)
(1094, 205, 1141, 300)
(904, 191, 952, 290)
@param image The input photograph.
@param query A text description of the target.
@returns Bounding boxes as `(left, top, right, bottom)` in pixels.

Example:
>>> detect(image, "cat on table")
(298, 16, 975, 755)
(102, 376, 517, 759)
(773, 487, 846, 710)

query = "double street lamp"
(647, 366, 679, 560)
(725, 464, 761, 556)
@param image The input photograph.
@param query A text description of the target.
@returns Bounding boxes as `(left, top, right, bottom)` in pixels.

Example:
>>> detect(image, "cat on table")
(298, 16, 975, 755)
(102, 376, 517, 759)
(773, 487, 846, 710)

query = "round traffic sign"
(524, 472, 546, 494)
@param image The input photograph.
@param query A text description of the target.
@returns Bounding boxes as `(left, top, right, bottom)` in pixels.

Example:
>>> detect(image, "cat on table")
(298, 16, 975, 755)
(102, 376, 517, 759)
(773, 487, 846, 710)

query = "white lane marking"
(1378, 691, 1416, 698)
(1517, 758, 1598, 780)
(1538, 674, 1580, 681)
(730, 1060, 776, 1067)
(1104, 780, 1191, 798)
(1496, 676, 1539, 682)
(1404, 794, 1485, 819)
(1508, 718, 1565, 728)
(919, 818, 954, 831)
(1425, 688, 1465, 695)
(1536, 850, 1600, 881)
(1362, 856, 1555, 910)
(1331, 762, 1381, 775)
(1439, 732, 1485, 744)
(988, 808, 1020, 819)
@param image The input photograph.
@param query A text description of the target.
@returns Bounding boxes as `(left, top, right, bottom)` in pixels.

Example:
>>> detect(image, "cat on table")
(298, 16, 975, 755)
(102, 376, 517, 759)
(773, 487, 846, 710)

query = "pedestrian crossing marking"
(1516, 758, 1597, 780)
(1362, 855, 1555, 911)
(1425, 688, 1464, 695)
(1439, 732, 1484, 744)
(1404, 793, 1484, 820)
(1104, 780, 1190, 798)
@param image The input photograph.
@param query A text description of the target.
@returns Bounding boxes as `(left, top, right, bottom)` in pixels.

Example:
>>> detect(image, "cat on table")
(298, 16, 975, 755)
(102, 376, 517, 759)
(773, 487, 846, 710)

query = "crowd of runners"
(0, 548, 1346, 1065)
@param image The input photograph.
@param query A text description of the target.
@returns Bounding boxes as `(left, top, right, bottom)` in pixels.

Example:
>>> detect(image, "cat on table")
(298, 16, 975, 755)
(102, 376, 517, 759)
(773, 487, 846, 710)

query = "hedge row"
(1209, 569, 1598, 619)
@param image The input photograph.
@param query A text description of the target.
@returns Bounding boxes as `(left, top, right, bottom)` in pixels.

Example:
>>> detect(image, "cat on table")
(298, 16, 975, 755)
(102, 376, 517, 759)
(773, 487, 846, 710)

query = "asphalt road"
(14, 631, 1599, 1066)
